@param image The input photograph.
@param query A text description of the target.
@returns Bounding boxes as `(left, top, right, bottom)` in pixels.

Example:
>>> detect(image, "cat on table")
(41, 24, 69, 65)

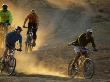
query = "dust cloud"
(0, 0, 95, 77)
(46, 0, 95, 15)
(0, 0, 66, 77)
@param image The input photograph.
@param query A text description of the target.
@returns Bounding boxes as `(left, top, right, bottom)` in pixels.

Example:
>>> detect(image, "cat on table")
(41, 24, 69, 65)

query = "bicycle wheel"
(29, 44, 33, 52)
(25, 43, 28, 53)
(68, 59, 78, 77)
(0, 57, 3, 73)
(6, 57, 16, 75)
(83, 59, 94, 79)
(0, 57, 8, 75)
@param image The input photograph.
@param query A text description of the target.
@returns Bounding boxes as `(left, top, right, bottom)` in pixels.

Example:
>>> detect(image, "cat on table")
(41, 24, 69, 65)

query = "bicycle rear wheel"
(25, 43, 28, 53)
(83, 59, 94, 79)
(68, 59, 78, 77)
(6, 57, 16, 75)
(0, 57, 3, 74)
(29, 44, 33, 52)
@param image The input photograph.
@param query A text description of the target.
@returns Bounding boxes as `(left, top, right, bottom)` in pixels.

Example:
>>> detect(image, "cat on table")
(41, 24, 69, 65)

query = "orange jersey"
(27, 13, 38, 23)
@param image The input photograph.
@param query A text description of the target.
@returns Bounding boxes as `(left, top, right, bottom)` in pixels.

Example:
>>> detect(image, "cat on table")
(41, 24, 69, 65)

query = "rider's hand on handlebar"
(17, 48, 22, 51)
(68, 43, 72, 46)
(23, 25, 26, 28)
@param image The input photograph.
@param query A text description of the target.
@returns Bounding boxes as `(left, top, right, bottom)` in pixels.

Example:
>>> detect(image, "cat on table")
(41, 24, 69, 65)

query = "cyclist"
(23, 9, 39, 47)
(68, 29, 97, 68)
(2, 26, 22, 62)
(0, 4, 13, 26)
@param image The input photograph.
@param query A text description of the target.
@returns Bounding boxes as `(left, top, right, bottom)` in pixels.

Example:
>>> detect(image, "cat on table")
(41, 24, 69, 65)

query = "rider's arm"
(91, 37, 97, 50)
(68, 40, 76, 46)
(8, 11, 13, 24)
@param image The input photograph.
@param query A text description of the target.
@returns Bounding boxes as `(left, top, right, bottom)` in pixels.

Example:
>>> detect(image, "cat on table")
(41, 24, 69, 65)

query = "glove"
(17, 48, 22, 51)
(68, 43, 72, 46)
(23, 25, 25, 28)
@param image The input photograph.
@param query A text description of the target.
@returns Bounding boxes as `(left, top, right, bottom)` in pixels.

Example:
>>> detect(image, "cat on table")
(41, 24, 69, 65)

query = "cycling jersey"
(0, 10, 13, 24)
(26, 13, 38, 23)
(72, 33, 96, 48)
(5, 31, 22, 49)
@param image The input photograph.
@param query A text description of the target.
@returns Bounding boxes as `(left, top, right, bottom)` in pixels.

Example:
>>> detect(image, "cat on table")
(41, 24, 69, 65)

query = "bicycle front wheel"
(68, 59, 77, 78)
(7, 58, 16, 75)
(83, 59, 94, 79)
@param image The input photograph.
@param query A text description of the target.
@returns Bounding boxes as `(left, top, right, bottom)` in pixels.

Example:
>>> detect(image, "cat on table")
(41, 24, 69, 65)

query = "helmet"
(31, 9, 35, 14)
(31, 9, 35, 12)
(2, 4, 8, 8)
(86, 29, 93, 33)
(15, 26, 23, 31)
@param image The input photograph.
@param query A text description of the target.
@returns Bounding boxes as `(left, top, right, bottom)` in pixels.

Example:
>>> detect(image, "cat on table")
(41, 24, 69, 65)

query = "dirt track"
(0, 76, 110, 82)
(0, 0, 110, 82)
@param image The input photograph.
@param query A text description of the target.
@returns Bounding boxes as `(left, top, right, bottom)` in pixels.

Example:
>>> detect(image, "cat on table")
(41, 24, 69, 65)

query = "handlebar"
(23, 26, 28, 28)
(68, 43, 98, 52)
(68, 43, 73, 46)
(15, 48, 22, 52)
(0, 22, 10, 26)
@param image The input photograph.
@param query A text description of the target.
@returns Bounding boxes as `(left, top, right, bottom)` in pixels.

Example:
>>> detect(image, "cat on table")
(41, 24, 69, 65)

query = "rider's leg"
(32, 29, 37, 47)
(73, 52, 81, 66)
(2, 47, 8, 62)
(27, 27, 32, 34)
(27, 22, 33, 34)
(4, 26, 8, 34)
(84, 52, 89, 58)
(73, 46, 81, 66)
(32, 23, 38, 47)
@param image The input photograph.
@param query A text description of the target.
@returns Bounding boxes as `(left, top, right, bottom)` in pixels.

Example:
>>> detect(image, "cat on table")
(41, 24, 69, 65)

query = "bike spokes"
(7, 58, 16, 75)
(83, 59, 94, 79)
(68, 59, 78, 77)
(0, 58, 16, 76)
(25, 42, 33, 53)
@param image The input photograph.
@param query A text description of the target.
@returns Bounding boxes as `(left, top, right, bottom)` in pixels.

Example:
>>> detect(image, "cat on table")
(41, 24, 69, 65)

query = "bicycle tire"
(29, 44, 33, 52)
(0, 57, 3, 73)
(68, 59, 78, 77)
(83, 58, 94, 79)
(0, 57, 7, 75)
(25, 43, 28, 53)
(7, 57, 16, 76)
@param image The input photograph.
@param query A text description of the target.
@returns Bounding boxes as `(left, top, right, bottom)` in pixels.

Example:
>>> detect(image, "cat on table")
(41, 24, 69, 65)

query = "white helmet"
(86, 29, 93, 33)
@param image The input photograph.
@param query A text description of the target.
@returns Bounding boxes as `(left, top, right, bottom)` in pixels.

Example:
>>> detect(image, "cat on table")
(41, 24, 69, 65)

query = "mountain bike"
(24, 27, 33, 53)
(0, 48, 22, 75)
(68, 48, 94, 79)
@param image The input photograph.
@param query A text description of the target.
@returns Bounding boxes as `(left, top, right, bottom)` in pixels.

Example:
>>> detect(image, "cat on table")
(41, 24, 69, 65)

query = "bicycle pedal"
(73, 66, 79, 71)
(75, 67, 79, 72)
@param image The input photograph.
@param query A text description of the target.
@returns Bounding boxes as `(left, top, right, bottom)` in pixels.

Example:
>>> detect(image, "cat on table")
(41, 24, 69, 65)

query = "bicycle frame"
(77, 48, 90, 67)
(25, 29, 33, 52)
(75, 49, 94, 78)
(8, 49, 15, 58)
(0, 23, 10, 33)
